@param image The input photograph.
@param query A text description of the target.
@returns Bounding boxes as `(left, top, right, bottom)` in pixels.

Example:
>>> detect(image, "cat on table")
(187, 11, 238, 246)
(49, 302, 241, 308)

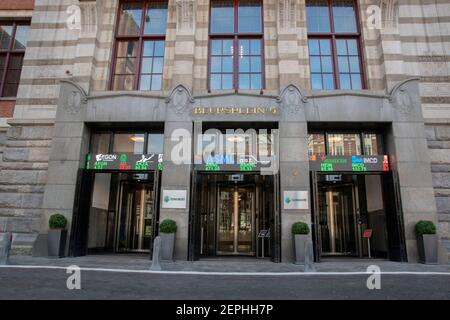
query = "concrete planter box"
(293, 234, 308, 264)
(417, 234, 438, 264)
(48, 229, 67, 258)
(160, 233, 175, 261)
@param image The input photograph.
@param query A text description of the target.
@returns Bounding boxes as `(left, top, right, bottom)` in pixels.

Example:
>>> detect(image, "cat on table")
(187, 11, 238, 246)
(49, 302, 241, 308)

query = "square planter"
(160, 233, 175, 261)
(293, 234, 308, 264)
(48, 229, 67, 258)
(417, 234, 438, 264)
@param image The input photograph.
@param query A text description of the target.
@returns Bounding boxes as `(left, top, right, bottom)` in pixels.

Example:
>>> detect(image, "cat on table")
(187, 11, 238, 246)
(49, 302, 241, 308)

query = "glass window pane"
(250, 74, 261, 89)
(90, 133, 111, 154)
(238, 0, 262, 33)
(311, 73, 323, 89)
(13, 25, 29, 50)
(151, 75, 162, 90)
(327, 133, 361, 156)
(349, 56, 360, 72)
(250, 57, 261, 72)
(223, 56, 233, 72)
(339, 73, 351, 89)
(154, 41, 165, 56)
(338, 56, 349, 73)
(211, 0, 234, 33)
(210, 74, 221, 89)
(323, 74, 334, 89)
(319, 39, 331, 55)
(211, 57, 222, 73)
(351, 73, 362, 89)
(3, 83, 18, 97)
(347, 39, 358, 55)
(321, 56, 333, 73)
(239, 57, 250, 72)
(310, 56, 321, 73)
(363, 133, 381, 155)
(211, 40, 222, 55)
(239, 74, 250, 89)
(141, 58, 153, 73)
(239, 39, 250, 56)
(147, 134, 164, 154)
(223, 39, 234, 55)
(143, 41, 154, 56)
(118, 3, 142, 35)
(0, 25, 13, 49)
(308, 133, 326, 155)
(116, 41, 139, 57)
(113, 134, 145, 154)
(139, 75, 151, 90)
(222, 74, 233, 89)
(152, 57, 163, 73)
(306, 0, 331, 32)
(250, 40, 261, 55)
(308, 39, 319, 55)
(144, 2, 168, 34)
(113, 75, 135, 91)
(333, 0, 357, 33)
(115, 57, 137, 74)
(336, 40, 347, 55)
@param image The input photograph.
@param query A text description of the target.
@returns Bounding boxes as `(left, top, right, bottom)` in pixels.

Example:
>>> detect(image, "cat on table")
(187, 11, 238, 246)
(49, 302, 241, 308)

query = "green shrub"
(415, 220, 436, 235)
(49, 213, 68, 229)
(160, 219, 177, 234)
(292, 222, 310, 235)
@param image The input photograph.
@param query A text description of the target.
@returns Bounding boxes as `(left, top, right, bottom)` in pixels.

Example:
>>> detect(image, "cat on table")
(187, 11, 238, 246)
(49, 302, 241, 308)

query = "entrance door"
(217, 185, 255, 255)
(117, 183, 155, 252)
(319, 184, 358, 256)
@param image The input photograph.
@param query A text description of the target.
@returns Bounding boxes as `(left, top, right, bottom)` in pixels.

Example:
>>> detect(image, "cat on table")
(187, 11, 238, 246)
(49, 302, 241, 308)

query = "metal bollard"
(304, 239, 316, 273)
(150, 236, 162, 271)
(0, 232, 13, 265)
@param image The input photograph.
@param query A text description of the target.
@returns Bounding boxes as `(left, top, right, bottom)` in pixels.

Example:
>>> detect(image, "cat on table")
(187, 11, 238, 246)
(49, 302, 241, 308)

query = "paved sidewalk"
(4, 254, 450, 273)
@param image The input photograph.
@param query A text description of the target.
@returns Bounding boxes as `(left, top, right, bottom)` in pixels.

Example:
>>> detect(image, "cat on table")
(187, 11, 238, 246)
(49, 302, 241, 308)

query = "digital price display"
(310, 155, 390, 172)
(86, 153, 163, 171)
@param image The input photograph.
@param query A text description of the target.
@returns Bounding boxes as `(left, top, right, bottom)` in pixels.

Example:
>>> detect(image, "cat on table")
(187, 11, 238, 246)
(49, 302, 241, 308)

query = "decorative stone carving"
(176, 0, 196, 34)
(380, 0, 398, 30)
(389, 78, 420, 116)
(166, 84, 194, 114)
(277, 84, 307, 114)
(278, 0, 297, 31)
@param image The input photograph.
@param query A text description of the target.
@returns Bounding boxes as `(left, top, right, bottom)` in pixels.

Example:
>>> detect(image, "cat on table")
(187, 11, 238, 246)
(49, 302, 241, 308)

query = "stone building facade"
(0, 0, 449, 263)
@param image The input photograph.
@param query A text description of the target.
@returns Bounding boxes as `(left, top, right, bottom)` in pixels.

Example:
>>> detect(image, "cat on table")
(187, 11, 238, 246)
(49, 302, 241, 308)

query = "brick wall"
(0, 100, 15, 117)
(0, 0, 35, 10)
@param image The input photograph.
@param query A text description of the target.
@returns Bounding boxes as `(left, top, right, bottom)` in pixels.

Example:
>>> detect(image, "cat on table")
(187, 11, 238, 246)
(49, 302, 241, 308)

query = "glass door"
(319, 184, 358, 256)
(117, 183, 155, 252)
(217, 185, 255, 255)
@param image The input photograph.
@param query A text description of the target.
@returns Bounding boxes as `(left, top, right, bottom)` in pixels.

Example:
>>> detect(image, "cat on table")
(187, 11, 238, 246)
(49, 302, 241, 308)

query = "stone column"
(278, 84, 309, 262)
(389, 79, 439, 262)
(159, 85, 193, 260)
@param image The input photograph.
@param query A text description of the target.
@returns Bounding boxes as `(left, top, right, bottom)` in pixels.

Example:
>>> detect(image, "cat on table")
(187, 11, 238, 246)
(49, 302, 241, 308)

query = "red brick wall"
(0, 100, 15, 117)
(0, 0, 35, 10)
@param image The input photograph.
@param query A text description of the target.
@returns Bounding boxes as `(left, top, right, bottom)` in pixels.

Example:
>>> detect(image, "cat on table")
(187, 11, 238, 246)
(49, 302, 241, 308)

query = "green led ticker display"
(310, 155, 390, 172)
(86, 153, 163, 171)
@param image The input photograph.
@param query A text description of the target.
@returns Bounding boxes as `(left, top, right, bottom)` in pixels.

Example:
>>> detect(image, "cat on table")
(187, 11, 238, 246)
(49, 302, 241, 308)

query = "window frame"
(306, 0, 366, 90)
(0, 20, 30, 98)
(308, 130, 384, 156)
(110, 0, 168, 91)
(207, 0, 265, 91)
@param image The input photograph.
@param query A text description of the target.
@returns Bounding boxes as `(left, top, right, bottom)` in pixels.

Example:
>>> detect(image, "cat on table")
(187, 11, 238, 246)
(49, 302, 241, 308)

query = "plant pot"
(293, 234, 308, 264)
(160, 233, 175, 261)
(417, 234, 438, 264)
(48, 229, 67, 258)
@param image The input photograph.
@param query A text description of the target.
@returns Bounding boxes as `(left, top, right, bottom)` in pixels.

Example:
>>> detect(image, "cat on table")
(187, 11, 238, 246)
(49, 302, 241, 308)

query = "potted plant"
(292, 221, 310, 264)
(416, 220, 438, 264)
(159, 219, 177, 261)
(47, 213, 68, 258)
